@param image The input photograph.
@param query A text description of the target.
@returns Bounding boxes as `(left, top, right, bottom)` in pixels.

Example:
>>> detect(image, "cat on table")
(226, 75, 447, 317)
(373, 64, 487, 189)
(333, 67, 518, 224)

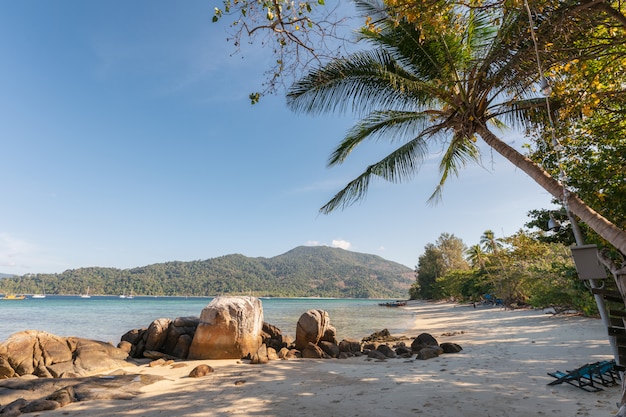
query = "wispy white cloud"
(305, 239, 352, 250)
(331, 239, 351, 250)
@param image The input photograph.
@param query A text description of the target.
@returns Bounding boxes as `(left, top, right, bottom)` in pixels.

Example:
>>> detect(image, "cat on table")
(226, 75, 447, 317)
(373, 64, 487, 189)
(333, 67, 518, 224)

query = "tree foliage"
(411, 233, 468, 299)
(212, 0, 350, 102)
(412, 227, 598, 314)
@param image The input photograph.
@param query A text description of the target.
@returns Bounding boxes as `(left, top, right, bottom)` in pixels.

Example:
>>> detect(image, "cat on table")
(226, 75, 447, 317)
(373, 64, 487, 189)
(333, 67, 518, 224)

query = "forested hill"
(1, 246, 415, 299)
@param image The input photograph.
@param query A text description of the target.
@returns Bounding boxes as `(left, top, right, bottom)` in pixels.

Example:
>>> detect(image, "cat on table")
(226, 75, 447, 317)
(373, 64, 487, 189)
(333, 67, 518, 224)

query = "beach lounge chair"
(588, 360, 620, 387)
(547, 360, 620, 392)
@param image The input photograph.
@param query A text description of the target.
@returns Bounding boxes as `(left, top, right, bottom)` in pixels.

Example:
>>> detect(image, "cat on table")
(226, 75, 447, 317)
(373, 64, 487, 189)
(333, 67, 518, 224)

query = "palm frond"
(355, 0, 469, 87)
(287, 49, 440, 117)
(329, 110, 444, 166)
(492, 97, 550, 129)
(477, 9, 538, 104)
(428, 134, 481, 203)
(320, 135, 431, 214)
(290, 0, 567, 213)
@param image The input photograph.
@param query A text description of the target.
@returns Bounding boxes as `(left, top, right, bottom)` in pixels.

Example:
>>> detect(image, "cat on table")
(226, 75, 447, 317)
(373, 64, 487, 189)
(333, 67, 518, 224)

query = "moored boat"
(378, 300, 407, 307)
(1, 294, 27, 300)
(80, 287, 91, 298)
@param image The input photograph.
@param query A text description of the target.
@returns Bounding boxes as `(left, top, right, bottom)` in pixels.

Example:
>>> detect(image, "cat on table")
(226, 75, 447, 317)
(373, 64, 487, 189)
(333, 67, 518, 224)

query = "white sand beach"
(38, 301, 619, 417)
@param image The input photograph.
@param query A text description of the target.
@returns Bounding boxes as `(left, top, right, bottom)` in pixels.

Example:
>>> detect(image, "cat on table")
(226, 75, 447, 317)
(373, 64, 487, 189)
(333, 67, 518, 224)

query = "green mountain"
(0, 246, 415, 299)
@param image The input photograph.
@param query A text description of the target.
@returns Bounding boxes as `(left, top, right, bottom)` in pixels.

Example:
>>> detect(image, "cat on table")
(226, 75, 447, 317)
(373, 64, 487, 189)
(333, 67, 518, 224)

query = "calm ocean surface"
(0, 296, 415, 343)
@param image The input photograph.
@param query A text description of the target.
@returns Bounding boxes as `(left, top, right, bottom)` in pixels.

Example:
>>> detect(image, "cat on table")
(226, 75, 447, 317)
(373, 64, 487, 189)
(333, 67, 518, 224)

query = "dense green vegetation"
(0, 246, 414, 299)
(409, 229, 601, 315)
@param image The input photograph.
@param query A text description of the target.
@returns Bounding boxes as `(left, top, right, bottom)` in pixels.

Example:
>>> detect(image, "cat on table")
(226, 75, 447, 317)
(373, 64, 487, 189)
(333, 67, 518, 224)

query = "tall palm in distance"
(480, 230, 504, 255)
(286, 0, 626, 255)
(465, 244, 487, 270)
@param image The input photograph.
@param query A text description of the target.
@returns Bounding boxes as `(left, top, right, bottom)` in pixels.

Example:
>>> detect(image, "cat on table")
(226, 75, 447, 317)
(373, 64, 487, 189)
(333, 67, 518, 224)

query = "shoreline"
(29, 300, 619, 417)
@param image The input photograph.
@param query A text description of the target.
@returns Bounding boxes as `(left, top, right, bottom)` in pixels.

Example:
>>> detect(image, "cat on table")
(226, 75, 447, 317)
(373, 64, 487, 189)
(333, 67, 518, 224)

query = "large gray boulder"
(144, 318, 172, 352)
(411, 332, 439, 353)
(294, 309, 336, 351)
(119, 316, 200, 359)
(187, 296, 264, 360)
(0, 331, 130, 379)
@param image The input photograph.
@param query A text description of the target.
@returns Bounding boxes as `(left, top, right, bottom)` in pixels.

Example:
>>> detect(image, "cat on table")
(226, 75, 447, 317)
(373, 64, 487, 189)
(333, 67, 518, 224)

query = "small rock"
(188, 364, 214, 378)
(46, 387, 75, 407)
(149, 358, 166, 367)
(171, 363, 188, 369)
(376, 344, 396, 358)
(319, 341, 340, 358)
(416, 346, 442, 360)
(395, 345, 411, 356)
(367, 350, 387, 360)
(440, 342, 463, 353)
(21, 399, 61, 413)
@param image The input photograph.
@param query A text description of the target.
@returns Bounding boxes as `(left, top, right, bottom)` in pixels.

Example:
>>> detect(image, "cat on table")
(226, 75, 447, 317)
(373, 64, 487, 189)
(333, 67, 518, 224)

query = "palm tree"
(286, 0, 626, 256)
(480, 230, 503, 255)
(465, 244, 487, 270)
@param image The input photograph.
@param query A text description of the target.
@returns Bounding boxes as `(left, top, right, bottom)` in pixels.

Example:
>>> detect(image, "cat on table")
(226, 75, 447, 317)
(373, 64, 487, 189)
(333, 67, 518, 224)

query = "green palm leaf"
(288, 0, 546, 213)
(320, 135, 431, 214)
(429, 133, 481, 203)
(329, 110, 444, 166)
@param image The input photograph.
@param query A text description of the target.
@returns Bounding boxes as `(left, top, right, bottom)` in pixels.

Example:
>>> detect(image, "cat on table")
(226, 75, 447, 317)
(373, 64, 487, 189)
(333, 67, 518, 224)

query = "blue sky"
(0, 1, 557, 275)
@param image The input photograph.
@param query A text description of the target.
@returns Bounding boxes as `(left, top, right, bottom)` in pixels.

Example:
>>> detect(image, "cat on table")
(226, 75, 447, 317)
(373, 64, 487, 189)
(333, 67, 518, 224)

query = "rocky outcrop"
(411, 333, 439, 352)
(0, 331, 130, 379)
(294, 309, 336, 350)
(188, 296, 264, 360)
(117, 304, 464, 365)
(410, 333, 462, 360)
(0, 372, 163, 416)
(119, 316, 199, 360)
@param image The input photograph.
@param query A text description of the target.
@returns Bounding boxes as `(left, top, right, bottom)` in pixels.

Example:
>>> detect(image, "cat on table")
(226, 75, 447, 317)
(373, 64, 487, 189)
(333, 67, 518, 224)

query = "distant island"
(0, 246, 415, 299)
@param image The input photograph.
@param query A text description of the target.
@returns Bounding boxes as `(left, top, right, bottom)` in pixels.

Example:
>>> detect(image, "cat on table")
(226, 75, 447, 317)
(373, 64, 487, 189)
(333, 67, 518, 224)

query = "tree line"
(0, 246, 414, 299)
(410, 223, 607, 316)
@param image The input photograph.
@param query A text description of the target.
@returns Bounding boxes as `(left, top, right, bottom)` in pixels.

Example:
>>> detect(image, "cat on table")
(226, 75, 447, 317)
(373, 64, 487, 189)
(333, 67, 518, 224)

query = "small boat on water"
(1, 294, 26, 300)
(379, 300, 407, 307)
(80, 287, 91, 299)
(32, 281, 46, 298)
(120, 289, 134, 299)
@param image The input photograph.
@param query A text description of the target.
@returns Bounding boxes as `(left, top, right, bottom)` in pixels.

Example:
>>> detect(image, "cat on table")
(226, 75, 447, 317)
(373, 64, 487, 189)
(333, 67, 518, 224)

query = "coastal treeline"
(409, 219, 610, 315)
(0, 246, 414, 299)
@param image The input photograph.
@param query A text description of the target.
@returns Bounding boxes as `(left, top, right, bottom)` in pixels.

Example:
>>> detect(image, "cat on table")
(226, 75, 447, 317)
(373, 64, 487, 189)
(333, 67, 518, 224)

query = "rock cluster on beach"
(116, 296, 463, 364)
(0, 296, 463, 416)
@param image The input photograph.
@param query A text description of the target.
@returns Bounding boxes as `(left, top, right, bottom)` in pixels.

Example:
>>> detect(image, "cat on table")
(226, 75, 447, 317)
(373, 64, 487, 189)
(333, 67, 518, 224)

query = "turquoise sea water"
(0, 296, 415, 344)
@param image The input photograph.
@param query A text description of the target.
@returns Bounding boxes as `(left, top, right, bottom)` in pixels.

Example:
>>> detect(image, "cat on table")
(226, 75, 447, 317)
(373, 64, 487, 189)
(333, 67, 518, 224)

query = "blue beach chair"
(547, 360, 619, 392)
(588, 360, 620, 387)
